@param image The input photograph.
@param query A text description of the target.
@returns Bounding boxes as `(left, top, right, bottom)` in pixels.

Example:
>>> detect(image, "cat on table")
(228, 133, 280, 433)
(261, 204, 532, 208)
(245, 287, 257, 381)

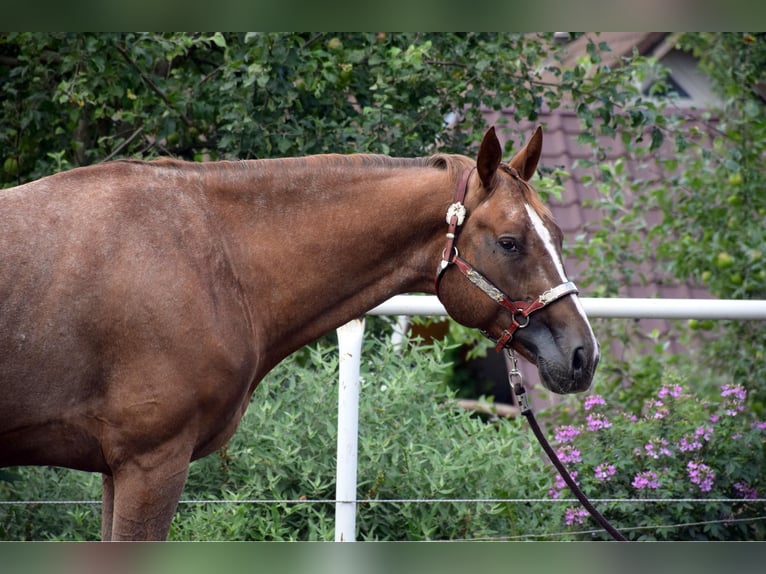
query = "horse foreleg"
(101, 474, 115, 541)
(107, 457, 190, 541)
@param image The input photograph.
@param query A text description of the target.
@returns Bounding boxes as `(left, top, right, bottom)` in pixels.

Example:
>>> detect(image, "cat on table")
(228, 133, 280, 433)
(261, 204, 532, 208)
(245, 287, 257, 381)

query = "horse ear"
(509, 125, 543, 181)
(477, 126, 502, 189)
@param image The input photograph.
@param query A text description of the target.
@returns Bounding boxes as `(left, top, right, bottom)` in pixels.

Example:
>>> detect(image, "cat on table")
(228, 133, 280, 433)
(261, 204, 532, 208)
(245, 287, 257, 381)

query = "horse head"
(436, 126, 599, 394)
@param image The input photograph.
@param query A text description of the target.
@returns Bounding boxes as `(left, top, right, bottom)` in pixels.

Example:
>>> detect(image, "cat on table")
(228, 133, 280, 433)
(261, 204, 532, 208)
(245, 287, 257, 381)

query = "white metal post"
(334, 318, 365, 542)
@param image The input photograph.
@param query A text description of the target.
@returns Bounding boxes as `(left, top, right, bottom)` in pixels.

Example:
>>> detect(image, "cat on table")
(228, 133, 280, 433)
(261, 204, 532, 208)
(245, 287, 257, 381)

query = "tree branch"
(113, 41, 193, 129)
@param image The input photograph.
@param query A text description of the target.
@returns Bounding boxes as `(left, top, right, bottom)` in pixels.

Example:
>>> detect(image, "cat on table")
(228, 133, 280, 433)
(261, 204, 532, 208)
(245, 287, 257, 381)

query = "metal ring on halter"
(513, 312, 530, 328)
(442, 246, 458, 260)
(439, 246, 458, 272)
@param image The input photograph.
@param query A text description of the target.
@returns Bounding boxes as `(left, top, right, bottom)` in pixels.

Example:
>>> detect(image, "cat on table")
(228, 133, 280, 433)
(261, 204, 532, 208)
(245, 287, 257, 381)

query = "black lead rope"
(506, 351, 627, 541)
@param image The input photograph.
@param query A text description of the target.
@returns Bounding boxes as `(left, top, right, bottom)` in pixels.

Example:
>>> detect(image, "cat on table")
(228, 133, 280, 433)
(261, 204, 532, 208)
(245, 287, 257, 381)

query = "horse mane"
(118, 154, 549, 219)
(120, 153, 476, 190)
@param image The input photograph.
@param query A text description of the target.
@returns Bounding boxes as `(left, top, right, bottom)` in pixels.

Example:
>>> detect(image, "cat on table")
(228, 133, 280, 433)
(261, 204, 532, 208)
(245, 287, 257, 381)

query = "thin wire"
(2, 497, 765, 506)
(464, 514, 766, 541)
(3, 498, 763, 540)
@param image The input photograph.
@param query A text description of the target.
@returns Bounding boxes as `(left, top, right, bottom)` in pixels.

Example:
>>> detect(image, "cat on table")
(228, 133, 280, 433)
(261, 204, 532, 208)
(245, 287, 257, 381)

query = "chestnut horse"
(0, 127, 598, 540)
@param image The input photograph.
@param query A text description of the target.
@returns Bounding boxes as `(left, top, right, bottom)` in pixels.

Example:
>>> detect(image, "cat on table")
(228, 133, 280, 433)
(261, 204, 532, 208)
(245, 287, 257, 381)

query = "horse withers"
(0, 126, 598, 540)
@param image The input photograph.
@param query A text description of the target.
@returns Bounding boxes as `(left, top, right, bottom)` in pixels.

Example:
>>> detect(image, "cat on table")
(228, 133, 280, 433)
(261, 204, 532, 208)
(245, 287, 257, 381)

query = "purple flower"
(645, 398, 668, 420)
(677, 436, 703, 453)
(644, 438, 672, 459)
(678, 425, 713, 452)
(734, 482, 759, 499)
(548, 470, 578, 499)
(721, 384, 747, 401)
(721, 384, 747, 416)
(687, 460, 715, 492)
(554, 425, 582, 444)
(594, 463, 616, 482)
(658, 384, 683, 399)
(556, 445, 582, 464)
(632, 470, 661, 490)
(752, 421, 766, 430)
(586, 413, 612, 431)
(584, 395, 607, 411)
(565, 507, 590, 526)
(695, 425, 713, 441)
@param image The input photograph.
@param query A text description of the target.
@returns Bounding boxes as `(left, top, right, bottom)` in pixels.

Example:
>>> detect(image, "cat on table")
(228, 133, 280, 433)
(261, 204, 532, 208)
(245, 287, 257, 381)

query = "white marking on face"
(524, 203, 599, 362)
(524, 203, 567, 282)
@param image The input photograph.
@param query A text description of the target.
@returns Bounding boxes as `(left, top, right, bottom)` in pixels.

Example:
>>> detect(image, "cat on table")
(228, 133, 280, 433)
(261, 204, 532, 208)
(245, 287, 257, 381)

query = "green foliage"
(0, 467, 101, 540)
(565, 33, 766, 413)
(172, 337, 555, 541)
(1, 32, 575, 185)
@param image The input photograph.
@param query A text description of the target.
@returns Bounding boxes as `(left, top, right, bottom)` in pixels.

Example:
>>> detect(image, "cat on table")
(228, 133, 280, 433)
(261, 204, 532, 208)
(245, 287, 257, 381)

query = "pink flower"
(632, 470, 661, 490)
(734, 482, 758, 499)
(677, 436, 702, 452)
(548, 470, 578, 499)
(554, 425, 582, 444)
(556, 445, 582, 464)
(565, 507, 590, 526)
(658, 384, 683, 399)
(584, 395, 607, 411)
(644, 438, 672, 459)
(721, 384, 747, 416)
(594, 463, 616, 481)
(678, 425, 713, 452)
(586, 413, 612, 431)
(721, 384, 747, 401)
(695, 425, 713, 441)
(645, 398, 668, 420)
(687, 460, 715, 492)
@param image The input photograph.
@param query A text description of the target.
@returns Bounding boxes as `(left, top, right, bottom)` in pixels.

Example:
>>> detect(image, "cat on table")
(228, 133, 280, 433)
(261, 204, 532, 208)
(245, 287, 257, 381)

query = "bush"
(0, 467, 101, 540)
(3, 335, 764, 541)
(172, 338, 555, 541)
(546, 371, 766, 540)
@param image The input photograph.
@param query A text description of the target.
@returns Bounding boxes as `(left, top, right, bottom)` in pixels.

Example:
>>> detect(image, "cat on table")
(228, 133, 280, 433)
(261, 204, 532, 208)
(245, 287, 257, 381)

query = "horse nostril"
(572, 347, 585, 379)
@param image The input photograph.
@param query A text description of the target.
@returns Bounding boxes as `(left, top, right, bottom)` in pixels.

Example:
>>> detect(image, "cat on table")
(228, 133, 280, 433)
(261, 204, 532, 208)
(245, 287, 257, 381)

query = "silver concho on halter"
(445, 202, 467, 226)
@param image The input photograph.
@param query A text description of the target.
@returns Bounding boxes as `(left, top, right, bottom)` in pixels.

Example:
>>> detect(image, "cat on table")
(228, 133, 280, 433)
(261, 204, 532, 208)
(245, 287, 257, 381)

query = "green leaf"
(649, 126, 664, 151)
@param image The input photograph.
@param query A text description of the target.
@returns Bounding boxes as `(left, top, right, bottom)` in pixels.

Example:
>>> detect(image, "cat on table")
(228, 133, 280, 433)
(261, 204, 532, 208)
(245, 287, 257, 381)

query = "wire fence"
(2, 496, 764, 540)
(3, 496, 765, 506)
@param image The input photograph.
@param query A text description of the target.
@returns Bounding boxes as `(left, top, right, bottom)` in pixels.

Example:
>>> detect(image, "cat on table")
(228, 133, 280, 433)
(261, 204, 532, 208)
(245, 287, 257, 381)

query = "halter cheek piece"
(434, 166, 579, 352)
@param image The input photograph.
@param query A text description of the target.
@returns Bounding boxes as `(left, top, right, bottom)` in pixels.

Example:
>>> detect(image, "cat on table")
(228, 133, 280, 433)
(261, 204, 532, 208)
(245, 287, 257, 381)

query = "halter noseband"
(435, 166, 579, 352)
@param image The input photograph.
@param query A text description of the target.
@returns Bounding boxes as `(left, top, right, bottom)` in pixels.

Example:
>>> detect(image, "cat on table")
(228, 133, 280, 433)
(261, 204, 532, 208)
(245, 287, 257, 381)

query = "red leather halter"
(435, 166, 579, 352)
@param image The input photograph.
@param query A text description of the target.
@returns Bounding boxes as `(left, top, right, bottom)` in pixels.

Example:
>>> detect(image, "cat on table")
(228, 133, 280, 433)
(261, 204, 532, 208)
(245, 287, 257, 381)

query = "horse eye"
(498, 237, 520, 253)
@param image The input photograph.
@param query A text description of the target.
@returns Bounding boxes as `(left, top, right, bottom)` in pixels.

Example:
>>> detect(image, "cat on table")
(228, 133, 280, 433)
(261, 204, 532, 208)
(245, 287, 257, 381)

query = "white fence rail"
(334, 295, 766, 541)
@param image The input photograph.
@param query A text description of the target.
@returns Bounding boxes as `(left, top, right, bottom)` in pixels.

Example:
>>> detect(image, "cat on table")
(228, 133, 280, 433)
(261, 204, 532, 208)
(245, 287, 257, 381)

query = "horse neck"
(205, 156, 463, 368)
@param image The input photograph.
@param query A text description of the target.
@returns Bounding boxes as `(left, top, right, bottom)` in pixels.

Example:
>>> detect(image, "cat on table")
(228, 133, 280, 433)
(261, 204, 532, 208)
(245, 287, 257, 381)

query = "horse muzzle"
(518, 331, 599, 394)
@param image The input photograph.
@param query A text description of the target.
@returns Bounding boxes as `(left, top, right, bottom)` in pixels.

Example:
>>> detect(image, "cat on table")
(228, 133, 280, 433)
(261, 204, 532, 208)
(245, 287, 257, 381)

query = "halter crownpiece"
(435, 166, 579, 352)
